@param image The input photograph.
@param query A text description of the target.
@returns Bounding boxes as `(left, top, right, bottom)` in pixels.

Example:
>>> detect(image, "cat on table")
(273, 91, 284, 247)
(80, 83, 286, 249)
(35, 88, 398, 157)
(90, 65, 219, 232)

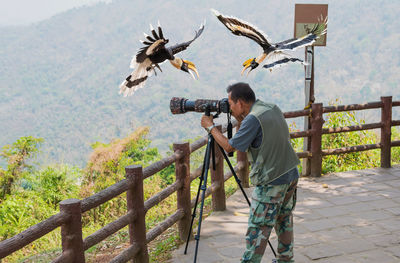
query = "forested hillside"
(1, 0, 399, 166)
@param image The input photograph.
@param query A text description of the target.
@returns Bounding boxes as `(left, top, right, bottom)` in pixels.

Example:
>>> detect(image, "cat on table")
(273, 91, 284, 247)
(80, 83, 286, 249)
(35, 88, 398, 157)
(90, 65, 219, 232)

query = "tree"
(0, 136, 43, 200)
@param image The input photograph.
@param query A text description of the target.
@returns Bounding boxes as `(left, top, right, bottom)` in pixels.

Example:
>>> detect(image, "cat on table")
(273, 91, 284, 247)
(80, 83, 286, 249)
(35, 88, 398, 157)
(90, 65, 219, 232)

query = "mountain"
(1, 0, 399, 167)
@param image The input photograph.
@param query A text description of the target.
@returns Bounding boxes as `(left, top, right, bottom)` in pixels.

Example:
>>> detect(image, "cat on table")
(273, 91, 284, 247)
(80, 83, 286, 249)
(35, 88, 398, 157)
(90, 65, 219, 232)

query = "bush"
(321, 104, 380, 173)
(392, 127, 400, 165)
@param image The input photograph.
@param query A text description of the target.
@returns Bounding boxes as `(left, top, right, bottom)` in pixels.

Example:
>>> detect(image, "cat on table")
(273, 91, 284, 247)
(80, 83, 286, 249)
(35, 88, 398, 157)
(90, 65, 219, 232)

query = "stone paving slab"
(170, 166, 400, 262)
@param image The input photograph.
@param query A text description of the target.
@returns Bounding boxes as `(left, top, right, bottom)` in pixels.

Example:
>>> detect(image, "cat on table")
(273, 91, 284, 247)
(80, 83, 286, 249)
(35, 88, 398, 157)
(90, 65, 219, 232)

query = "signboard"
(294, 4, 328, 46)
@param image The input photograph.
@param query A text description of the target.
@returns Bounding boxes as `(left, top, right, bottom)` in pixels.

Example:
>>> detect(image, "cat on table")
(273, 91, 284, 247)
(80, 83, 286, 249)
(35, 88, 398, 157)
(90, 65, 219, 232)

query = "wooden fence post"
(381, 96, 392, 168)
(236, 125, 250, 188)
(126, 165, 149, 263)
(210, 125, 226, 211)
(310, 103, 323, 177)
(173, 142, 192, 241)
(59, 199, 85, 263)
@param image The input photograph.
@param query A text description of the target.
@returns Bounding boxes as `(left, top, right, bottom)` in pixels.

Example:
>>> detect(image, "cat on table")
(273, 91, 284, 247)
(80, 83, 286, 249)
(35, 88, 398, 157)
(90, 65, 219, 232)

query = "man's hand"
(201, 114, 236, 153)
(201, 115, 214, 129)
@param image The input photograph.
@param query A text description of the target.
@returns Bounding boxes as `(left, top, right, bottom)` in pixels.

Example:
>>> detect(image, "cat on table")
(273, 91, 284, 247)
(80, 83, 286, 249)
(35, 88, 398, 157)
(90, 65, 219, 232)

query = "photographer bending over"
(201, 82, 300, 263)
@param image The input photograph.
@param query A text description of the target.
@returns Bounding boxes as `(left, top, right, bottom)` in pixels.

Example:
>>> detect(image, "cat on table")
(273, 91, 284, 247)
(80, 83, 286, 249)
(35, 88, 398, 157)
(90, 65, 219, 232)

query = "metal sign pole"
(302, 45, 314, 176)
(294, 3, 327, 176)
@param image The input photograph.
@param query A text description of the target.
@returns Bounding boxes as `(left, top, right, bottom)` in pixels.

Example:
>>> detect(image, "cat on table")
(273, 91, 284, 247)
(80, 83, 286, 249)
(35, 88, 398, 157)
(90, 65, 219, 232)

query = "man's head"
(226, 82, 255, 120)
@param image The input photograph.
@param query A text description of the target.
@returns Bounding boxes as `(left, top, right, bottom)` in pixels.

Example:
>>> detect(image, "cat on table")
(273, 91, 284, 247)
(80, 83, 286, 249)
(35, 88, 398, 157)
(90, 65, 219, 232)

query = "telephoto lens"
(170, 97, 229, 114)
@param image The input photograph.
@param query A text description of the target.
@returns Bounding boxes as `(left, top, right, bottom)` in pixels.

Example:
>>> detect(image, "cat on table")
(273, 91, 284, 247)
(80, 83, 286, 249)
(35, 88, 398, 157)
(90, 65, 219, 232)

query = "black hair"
(226, 82, 256, 103)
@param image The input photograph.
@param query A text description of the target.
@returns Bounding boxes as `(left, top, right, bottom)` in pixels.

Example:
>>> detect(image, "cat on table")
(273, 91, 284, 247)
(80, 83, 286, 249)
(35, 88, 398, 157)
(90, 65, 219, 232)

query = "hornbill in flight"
(119, 21, 205, 97)
(211, 9, 327, 75)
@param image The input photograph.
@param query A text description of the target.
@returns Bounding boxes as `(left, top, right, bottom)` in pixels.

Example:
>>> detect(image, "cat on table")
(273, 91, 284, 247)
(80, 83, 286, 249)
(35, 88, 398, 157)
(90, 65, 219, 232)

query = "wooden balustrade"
(1, 96, 399, 262)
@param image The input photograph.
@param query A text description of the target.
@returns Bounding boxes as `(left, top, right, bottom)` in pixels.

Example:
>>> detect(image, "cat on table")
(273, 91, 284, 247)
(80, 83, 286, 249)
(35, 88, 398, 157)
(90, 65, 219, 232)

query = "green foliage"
(159, 163, 175, 187)
(321, 102, 379, 173)
(30, 165, 80, 208)
(288, 122, 304, 174)
(0, 136, 43, 200)
(392, 127, 400, 165)
(0, 191, 51, 239)
(80, 127, 162, 228)
(0, 164, 81, 240)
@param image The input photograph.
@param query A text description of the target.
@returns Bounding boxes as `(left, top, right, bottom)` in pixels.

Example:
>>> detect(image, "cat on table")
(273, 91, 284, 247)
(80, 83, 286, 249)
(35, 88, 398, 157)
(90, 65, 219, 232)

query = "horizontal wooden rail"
(146, 209, 185, 244)
(190, 137, 207, 153)
(284, 109, 311, 118)
(323, 101, 382, 113)
(0, 212, 68, 258)
(297, 151, 312, 159)
(290, 130, 313, 139)
(81, 179, 130, 212)
(143, 151, 183, 179)
(393, 101, 400, 107)
(322, 122, 382, 134)
(392, 140, 400, 147)
(190, 165, 203, 182)
(109, 243, 140, 263)
(83, 211, 136, 251)
(322, 143, 381, 156)
(52, 250, 73, 263)
(144, 180, 183, 212)
(392, 120, 400, 127)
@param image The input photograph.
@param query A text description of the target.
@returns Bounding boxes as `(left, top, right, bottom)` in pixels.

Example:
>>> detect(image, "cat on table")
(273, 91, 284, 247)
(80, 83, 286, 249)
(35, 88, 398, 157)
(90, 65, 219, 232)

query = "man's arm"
(201, 115, 237, 153)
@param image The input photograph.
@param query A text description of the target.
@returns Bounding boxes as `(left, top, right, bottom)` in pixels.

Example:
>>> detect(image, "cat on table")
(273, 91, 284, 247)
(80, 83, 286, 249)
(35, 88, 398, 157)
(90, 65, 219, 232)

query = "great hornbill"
(119, 21, 205, 97)
(211, 9, 327, 75)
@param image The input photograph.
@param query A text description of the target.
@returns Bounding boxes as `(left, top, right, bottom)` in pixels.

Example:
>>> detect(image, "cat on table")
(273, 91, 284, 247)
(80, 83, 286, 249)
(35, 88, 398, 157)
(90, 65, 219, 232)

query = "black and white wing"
(132, 23, 168, 68)
(168, 22, 205, 55)
(211, 8, 271, 49)
(275, 16, 327, 51)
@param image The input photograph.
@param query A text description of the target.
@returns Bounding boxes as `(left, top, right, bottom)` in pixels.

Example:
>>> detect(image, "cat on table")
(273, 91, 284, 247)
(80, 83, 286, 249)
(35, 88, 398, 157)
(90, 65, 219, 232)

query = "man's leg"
(242, 201, 277, 263)
(242, 183, 290, 263)
(274, 180, 298, 263)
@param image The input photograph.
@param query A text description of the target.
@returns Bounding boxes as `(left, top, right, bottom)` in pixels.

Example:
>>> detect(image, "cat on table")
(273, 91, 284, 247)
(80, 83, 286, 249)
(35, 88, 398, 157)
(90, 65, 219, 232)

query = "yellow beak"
(241, 58, 254, 76)
(183, 59, 199, 79)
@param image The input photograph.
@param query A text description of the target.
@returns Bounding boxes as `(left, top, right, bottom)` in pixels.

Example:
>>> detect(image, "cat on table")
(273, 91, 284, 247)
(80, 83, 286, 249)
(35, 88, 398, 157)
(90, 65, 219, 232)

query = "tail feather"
(263, 56, 305, 71)
(119, 64, 150, 97)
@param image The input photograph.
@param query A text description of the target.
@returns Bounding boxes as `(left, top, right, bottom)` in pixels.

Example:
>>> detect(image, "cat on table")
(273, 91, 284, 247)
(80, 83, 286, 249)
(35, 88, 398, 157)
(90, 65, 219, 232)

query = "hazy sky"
(0, 0, 112, 26)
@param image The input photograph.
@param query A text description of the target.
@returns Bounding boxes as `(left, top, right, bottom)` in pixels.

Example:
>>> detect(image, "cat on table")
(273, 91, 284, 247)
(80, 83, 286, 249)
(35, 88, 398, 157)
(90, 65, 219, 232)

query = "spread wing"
(169, 22, 205, 55)
(275, 16, 327, 51)
(134, 23, 168, 66)
(211, 8, 271, 49)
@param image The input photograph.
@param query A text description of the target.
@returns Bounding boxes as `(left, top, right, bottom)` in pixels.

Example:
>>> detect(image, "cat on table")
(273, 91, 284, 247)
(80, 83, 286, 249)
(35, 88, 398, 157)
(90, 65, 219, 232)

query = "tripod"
(183, 112, 277, 263)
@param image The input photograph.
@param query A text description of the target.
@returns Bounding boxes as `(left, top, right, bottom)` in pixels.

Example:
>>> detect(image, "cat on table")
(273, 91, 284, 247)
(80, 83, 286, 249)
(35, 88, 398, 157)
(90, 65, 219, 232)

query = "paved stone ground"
(170, 166, 400, 263)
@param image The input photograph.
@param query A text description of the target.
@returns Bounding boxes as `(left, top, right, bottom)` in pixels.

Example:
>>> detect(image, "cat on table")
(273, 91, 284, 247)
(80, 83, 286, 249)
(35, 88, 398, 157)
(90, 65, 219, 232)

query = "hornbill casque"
(211, 9, 327, 75)
(119, 21, 205, 97)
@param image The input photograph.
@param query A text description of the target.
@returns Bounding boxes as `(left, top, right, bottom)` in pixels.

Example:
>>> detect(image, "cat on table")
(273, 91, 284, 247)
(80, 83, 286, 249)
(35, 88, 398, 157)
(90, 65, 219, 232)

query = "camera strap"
(227, 112, 232, 139)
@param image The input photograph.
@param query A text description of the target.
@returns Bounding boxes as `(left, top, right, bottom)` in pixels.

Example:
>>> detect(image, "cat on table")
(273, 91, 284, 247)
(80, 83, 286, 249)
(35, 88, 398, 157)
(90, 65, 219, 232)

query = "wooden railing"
(0, 96, 399, 262)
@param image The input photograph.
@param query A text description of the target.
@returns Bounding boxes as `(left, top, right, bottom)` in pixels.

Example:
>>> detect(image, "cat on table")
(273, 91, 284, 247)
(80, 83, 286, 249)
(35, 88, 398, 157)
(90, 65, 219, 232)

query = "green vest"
(247, 100, 300, 185)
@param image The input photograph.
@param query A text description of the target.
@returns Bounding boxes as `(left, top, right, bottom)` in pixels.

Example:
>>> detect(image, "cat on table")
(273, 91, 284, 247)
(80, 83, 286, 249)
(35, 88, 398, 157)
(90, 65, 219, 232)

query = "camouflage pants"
(241, 179, 298, 263)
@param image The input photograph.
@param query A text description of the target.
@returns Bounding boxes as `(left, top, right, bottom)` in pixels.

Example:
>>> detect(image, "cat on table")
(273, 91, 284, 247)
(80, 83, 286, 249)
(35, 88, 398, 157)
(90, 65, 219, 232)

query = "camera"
(170, 97, 230, 115)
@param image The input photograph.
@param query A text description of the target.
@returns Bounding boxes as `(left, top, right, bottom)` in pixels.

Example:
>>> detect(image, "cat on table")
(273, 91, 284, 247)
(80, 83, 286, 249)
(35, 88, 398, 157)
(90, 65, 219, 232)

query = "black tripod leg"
(218, 145, 250, 206)
(217, 145, 277, 258)
(184, 140, 209, 254)
(193, 135, 213, 263)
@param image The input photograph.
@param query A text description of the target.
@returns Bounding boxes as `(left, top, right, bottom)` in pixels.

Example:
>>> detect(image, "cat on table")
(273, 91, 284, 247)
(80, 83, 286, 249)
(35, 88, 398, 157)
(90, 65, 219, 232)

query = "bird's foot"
(181, 60, 199, 79)
(241, 58, 259, 76)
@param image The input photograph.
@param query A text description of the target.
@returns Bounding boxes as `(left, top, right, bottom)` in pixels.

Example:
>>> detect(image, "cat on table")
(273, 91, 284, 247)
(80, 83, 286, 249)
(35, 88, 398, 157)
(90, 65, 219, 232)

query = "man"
(201, 82, 300, 263)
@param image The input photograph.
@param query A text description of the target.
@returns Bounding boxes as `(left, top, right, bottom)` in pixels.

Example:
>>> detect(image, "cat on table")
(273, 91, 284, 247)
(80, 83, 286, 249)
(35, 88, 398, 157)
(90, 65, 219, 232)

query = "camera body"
(170, 97, 229, 115)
